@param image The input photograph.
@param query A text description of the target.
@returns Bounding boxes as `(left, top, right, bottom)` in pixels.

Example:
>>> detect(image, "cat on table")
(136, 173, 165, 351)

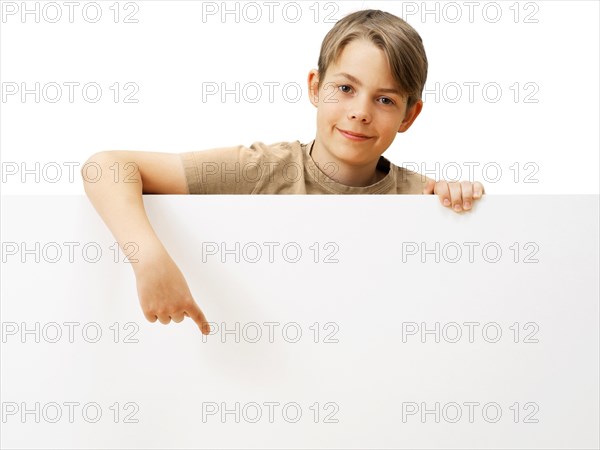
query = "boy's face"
(308, 39, 422, 170)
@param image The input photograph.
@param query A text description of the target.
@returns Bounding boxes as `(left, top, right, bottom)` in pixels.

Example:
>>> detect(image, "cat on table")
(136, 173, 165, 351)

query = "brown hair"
(317, 9, 428, 111)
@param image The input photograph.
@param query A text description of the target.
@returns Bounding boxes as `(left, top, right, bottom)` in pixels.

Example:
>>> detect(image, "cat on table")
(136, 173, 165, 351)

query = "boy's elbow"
(81, 151, 112, 185)
(83, 151, 110, 166)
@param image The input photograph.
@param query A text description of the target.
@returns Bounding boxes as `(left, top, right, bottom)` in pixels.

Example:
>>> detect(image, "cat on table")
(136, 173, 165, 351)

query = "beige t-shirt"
(179, 140, 433, 194)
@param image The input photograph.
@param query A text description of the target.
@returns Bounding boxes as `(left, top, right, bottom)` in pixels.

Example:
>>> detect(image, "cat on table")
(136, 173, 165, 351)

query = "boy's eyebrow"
(333, 72, 401, 95)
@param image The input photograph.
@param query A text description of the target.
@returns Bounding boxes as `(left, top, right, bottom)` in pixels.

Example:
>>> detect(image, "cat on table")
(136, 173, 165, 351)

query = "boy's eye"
(337, 84, 395, 106)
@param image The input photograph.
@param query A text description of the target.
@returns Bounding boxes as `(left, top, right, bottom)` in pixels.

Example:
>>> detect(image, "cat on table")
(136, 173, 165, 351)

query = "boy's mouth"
(337, 128, 372, 141)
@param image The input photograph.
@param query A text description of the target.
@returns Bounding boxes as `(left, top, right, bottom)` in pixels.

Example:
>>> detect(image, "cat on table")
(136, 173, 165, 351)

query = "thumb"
(423, 179, 436, 195)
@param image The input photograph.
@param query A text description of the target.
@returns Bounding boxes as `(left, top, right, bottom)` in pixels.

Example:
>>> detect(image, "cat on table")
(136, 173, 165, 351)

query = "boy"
(82, 9, 485, 335)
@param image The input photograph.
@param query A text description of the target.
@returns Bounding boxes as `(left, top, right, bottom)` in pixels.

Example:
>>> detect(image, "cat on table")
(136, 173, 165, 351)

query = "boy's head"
(316, 9, 428, 113)
(307, 10, 429, 183)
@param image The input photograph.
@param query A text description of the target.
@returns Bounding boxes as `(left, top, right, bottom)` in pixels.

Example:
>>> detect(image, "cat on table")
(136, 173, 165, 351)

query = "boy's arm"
(81, 151, 210, 334)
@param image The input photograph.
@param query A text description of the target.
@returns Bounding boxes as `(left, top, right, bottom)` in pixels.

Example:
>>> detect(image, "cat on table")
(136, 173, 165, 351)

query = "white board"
(1, 195, 598, 449)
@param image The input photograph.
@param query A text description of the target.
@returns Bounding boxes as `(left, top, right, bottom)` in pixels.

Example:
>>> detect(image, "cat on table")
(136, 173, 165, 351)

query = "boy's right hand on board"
(134, 251, 211, 335)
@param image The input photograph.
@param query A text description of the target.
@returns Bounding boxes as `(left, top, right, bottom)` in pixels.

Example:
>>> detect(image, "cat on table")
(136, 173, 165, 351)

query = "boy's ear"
(398, 100, 423, 133)
(307, 69, 320, 107)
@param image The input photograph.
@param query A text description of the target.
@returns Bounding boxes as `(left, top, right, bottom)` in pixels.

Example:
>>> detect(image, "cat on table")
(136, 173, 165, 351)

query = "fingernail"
(464, 201, 471, 209)
(454, 204, 462, 211)
(443, 199, 450, 206)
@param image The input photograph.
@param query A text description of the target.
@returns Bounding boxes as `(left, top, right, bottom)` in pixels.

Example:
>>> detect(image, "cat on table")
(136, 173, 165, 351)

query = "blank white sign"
(1, 195, 598, 449)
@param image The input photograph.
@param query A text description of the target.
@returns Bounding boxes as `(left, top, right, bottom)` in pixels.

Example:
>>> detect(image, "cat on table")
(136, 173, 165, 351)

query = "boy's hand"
(134, 251, 211, 335)
(423, 180, 485, 212)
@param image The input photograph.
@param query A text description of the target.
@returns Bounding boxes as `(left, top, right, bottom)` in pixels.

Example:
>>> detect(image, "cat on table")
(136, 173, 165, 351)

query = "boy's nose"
(347, 97, 372, 122)
(349, 111, 369, 122)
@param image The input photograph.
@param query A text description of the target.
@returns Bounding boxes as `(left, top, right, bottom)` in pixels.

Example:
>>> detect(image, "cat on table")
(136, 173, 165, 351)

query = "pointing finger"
(186, 301, 211, 335)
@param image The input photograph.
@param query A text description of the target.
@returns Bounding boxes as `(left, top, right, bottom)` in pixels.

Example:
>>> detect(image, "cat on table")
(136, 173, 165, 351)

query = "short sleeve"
(179, 144, 267, 194)
(396, 167, 436, 194)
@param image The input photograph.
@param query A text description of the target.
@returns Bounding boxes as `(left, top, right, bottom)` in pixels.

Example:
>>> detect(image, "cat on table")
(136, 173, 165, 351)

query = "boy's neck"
(309, 139, 386, 187)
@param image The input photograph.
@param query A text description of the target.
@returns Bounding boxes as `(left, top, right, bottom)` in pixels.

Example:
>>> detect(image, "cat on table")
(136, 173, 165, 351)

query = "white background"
(1, 2, 599, 448)
(1, 0, 599, 194)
